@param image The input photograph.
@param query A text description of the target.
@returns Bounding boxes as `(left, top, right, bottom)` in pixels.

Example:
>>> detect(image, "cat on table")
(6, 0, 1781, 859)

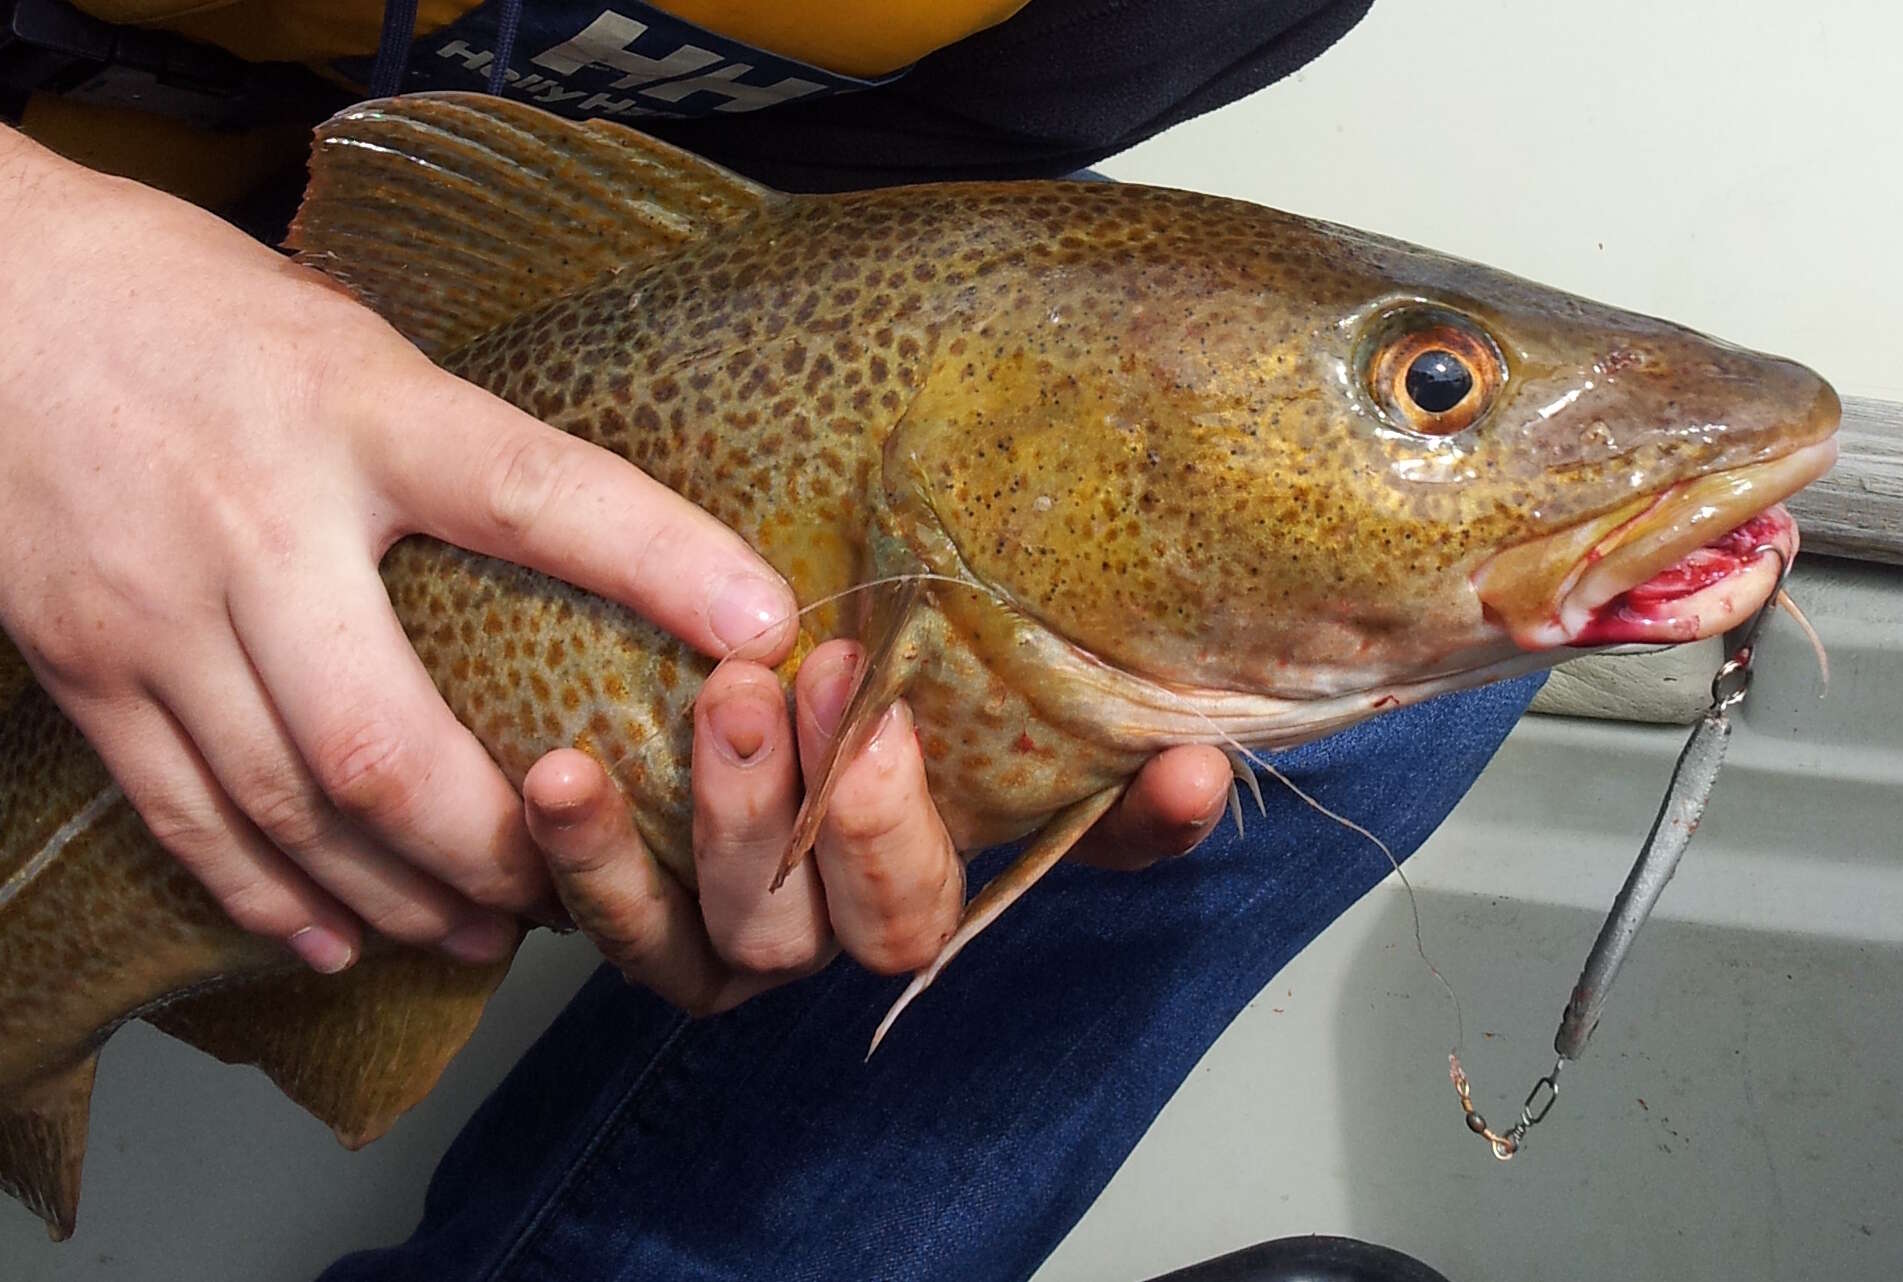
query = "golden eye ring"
(1368, 319, 1505, 436)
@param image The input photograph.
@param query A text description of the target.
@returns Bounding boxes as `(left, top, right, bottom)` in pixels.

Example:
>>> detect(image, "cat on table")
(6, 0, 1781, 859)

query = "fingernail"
(288, 926, 356, 975)
(810, 652, 860, 738)
(707, 686, 780, 765)
(533, 792, 595, 832)
(1170, 802, 1227, 856)
(443, 917, 517, 964)
(710, 572, 794, 657)
(865, 701, 911, 753)
(1193, 797, 1227, 830)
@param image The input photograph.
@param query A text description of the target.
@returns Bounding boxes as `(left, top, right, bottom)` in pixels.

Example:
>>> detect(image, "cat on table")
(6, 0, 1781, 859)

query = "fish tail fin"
(147, 947, 514, 1150)
(0, 1054, 98, 1241)
(286, 91, 779, 356)
(867, 784, 1125, 1057)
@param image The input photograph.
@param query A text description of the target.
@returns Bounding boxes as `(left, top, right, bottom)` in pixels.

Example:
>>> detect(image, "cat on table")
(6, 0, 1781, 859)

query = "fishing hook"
(1454, 545, 1791, 1159)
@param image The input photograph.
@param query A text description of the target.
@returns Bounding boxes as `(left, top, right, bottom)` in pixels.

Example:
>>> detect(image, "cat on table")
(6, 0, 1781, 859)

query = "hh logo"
(426, 9, 870, 120)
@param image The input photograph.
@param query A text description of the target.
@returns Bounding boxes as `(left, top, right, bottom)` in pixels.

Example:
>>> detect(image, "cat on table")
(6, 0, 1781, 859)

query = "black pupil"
(1404, 349, 1473, 414)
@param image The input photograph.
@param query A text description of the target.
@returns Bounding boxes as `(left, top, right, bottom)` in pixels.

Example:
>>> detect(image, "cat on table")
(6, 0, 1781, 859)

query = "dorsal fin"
(0, 1054, 98, 1240)
(146, 948, 514, 1150)
(286, 92, 779, 356)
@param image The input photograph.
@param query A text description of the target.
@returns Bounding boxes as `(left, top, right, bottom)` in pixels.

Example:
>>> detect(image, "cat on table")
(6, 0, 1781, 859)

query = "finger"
(526, 749, 760, 1016)
(228, 554, 554, 921)
(66, 690, 363, 973)
(1071, 746, 1232, 871)
(152, 638, 516, 962)
(370, 372, 796, 662)
(794, 643, 962, 977)
(691, 660, 831, 976)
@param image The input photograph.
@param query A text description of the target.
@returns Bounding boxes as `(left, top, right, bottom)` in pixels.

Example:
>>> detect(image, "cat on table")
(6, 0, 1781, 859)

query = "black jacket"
(638, 0, 1375, 190)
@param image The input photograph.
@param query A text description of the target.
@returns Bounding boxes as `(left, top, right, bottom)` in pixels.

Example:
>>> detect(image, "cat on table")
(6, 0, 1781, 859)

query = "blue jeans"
(322, 675, 1542, 1282)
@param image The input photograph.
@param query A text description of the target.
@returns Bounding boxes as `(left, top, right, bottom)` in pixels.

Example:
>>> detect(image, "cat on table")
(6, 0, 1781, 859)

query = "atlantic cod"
(0, 93, 1840, 1238)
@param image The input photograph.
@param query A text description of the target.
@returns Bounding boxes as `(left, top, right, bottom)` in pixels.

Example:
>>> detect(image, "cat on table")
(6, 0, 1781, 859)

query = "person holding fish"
(0, 1, 1839, 1279)
(0, 1, 1250, 1020)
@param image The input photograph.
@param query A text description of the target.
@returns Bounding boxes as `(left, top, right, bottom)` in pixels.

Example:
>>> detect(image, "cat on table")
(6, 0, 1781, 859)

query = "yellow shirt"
(22, 1, 1030, 203)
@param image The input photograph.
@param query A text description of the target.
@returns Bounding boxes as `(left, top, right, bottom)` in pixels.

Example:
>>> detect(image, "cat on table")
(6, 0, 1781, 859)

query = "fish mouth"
(1474, 437, 1839, 649)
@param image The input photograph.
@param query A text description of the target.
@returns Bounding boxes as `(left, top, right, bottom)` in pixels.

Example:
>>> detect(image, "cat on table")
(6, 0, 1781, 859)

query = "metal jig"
(1454, 546, 1791, 1159)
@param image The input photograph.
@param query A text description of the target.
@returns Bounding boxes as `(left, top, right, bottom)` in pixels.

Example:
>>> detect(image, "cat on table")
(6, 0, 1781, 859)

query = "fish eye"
(1367, 313, 1505, 436)
(1404, 349, 1472, 413)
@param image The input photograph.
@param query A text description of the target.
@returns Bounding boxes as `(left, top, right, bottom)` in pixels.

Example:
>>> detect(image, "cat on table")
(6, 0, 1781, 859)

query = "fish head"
(888, 189, 1840, 715)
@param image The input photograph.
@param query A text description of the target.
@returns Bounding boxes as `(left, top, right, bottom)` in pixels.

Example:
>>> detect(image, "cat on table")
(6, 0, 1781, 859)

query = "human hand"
(523, 641, 1232, 1015)
(0, 129, 795, 974)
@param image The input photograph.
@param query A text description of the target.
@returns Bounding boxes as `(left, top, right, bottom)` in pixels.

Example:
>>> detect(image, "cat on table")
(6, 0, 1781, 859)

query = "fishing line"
(597, 565, 1829, 1118)
(595, 568, 1474, 1055)
(592, 571, 991, 785)
(1101, 668, 1472, 1061)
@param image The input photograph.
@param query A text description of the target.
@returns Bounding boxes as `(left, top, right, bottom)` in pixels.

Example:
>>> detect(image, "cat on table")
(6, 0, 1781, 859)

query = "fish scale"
(0, 92, 1838, 1239)
(404, 183, 1193, 866)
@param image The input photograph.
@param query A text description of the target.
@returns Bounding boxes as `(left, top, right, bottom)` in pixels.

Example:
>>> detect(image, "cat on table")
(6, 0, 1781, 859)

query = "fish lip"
(1563, 504, 1798, 647)
(1475, 436, 1839, 649)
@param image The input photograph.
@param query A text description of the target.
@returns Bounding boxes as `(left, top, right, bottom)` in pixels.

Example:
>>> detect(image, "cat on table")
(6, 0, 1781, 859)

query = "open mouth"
(1475, 438, 1838, 649)
(1567, 505, 1795, 645)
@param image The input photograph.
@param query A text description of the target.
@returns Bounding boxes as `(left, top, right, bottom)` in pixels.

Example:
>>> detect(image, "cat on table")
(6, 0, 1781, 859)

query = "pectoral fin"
(146, 948, 513, 1150)
(868, 783, 1125, 1056)
(1225, 747, 1269, 837)
(775, 577, 931, 889)
(0, 1054, 98, 1241)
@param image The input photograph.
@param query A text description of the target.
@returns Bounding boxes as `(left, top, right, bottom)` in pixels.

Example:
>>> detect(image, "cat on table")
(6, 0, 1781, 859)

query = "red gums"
(1572, 511, 1787, 645)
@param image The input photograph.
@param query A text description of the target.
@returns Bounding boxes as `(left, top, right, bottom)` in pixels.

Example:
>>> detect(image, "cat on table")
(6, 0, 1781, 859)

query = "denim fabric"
(323, 674, 1542, 1282)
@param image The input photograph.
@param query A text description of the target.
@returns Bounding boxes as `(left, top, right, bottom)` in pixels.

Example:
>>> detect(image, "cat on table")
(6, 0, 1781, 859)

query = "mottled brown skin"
(390, 182, 1837, 874)
(0, 691, 277, 1093)
(0, 157, 1838, 1238)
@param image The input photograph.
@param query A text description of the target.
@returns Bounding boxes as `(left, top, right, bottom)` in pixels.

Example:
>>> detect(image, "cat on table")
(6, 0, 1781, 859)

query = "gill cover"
(879, 211, 1836, 698)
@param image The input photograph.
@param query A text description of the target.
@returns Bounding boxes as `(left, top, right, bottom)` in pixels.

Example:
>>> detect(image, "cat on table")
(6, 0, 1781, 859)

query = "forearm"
(0, 121, 74, 191)
(0, 122, 50, 218)
(0, 124, 130, 277)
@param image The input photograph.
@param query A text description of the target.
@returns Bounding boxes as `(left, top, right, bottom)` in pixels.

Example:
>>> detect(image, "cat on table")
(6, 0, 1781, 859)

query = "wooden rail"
(1791, 397, 1903, 566)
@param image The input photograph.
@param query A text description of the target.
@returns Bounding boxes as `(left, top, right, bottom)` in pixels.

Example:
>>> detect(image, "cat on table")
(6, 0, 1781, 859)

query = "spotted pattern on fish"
(0, 689, 273, 1088)
(0, 92, 1838, 1240)
(376, 179, 1837, 870)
